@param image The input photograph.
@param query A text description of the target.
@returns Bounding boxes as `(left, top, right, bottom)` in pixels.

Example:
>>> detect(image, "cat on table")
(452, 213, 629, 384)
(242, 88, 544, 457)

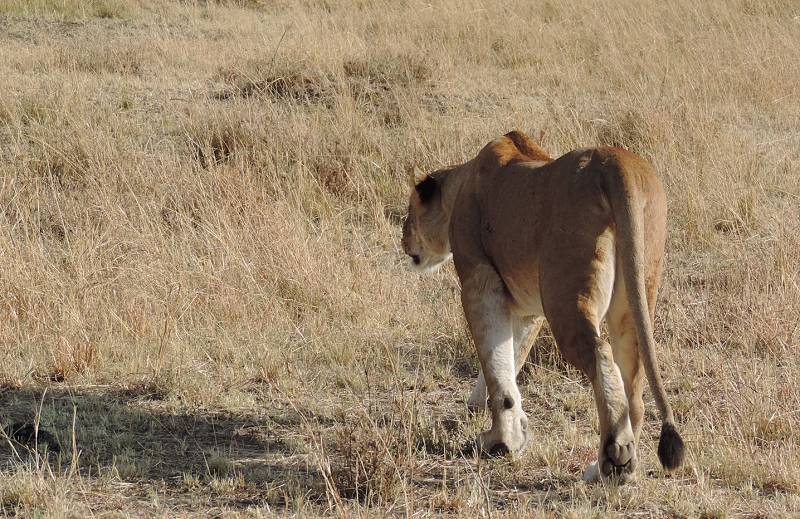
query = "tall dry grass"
(0, 0, 799, 516)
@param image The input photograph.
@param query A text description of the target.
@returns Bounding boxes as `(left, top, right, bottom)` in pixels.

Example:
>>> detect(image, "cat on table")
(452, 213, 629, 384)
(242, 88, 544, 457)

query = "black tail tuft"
(657, 422, 685, 471)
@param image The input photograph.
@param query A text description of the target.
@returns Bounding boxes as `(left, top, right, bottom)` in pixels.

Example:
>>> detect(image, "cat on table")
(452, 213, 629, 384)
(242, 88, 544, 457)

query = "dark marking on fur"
(503, 396, 514, 410)
(488, 442, 509, 456)
(577, 150, 594, 170)
(415, 176, 437, 204)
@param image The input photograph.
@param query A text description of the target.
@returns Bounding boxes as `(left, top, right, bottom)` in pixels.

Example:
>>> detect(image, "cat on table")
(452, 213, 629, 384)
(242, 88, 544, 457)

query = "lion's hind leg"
(540, 229, 636, 483)
(591, 336, 637, 482)
(549, 319, 637, 483)
(604, 256, 663, 471)
(607, 297, 646, 447)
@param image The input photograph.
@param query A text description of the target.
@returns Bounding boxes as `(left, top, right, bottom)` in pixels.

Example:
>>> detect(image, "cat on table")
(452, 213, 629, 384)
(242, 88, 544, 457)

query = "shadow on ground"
(0, 353, 595, 515)
(0, 385, 329, 511)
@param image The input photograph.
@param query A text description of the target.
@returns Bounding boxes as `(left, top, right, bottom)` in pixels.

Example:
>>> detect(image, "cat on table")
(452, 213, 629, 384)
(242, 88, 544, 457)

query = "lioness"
(401, 131, 684, 482)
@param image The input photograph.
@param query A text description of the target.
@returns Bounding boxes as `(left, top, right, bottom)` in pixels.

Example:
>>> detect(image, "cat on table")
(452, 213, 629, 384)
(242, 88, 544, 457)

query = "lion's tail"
(595, 148, 685, 472)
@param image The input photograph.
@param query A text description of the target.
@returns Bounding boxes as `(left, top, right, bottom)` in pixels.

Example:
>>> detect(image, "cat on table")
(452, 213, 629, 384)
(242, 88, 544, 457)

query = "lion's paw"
(475, 415, 530, 459)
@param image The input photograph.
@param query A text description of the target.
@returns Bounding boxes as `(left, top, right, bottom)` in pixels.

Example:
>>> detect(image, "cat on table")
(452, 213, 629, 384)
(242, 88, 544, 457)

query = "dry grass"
(0, 0, 799, 516)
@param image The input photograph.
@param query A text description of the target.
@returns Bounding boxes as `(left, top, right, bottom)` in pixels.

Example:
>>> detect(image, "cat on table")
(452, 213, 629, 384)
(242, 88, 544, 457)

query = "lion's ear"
(407, 166, 426, 188)
(413, 166, 427, 184)
(415, 175, 437, 204)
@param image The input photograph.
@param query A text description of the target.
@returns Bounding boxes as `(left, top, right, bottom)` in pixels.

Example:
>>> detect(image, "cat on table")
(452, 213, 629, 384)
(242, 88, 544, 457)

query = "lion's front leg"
(468, 317, 544, 412)
(462, 265, 530, 457)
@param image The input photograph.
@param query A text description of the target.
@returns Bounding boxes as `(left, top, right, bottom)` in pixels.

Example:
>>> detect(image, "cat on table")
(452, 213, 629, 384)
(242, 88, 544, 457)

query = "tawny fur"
(402, 130, 684, 482)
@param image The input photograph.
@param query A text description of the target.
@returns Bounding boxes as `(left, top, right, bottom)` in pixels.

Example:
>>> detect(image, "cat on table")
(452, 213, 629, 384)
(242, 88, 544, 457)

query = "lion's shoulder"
(477, 130, 552, 170)
(504, 130, 552, 162)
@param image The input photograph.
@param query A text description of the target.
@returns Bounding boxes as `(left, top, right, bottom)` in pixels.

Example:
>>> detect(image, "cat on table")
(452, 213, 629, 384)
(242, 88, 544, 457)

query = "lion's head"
(401, 171, 453, 272)
(401, 131, 552, 273)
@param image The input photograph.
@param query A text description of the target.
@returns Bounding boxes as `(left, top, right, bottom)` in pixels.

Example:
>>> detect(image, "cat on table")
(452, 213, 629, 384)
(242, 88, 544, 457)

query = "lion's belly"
(502, 270, 545, 317)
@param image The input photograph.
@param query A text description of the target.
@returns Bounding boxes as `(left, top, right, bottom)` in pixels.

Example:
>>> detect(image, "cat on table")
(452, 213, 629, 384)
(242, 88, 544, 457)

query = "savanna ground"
(0, 0, 798, 516)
